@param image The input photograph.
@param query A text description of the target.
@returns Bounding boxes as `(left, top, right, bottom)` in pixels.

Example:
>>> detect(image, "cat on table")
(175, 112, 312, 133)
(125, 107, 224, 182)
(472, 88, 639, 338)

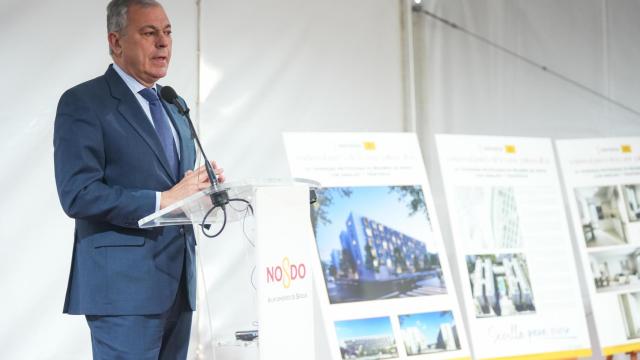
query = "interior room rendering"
(575, 186, 628, 247)
(619, 292, 640, 340)
(622, 185, 640, 243)
(590, 247, 640, 293)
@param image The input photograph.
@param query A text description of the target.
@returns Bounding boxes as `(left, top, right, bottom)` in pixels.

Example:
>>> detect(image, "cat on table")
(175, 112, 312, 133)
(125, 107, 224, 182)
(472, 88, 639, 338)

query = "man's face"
(109, 4, 172, 87)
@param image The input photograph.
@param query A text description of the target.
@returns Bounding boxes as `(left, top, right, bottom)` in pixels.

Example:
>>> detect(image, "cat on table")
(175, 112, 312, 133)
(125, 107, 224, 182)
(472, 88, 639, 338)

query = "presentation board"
(557, 137, 640, 356)
(284, 132, 471, 360)
(436, 134, 592, 360)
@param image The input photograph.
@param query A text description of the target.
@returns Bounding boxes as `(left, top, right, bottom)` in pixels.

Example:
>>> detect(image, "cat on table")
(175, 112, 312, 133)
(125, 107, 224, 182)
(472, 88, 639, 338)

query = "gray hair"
(107, 0, 160, 33)
(107, 0, 161, 54)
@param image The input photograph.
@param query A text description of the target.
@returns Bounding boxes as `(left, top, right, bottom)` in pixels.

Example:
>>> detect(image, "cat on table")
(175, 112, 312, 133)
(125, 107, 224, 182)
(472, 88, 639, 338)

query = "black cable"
(242, 209, 255, 248)
(250, 266, 257, 290)
(413, 6, 640, 118)
(229, 197, 254, 215)
(201, 205, 227, 238)
(198, 198, 253, 238)
(230, 199, 256, 248)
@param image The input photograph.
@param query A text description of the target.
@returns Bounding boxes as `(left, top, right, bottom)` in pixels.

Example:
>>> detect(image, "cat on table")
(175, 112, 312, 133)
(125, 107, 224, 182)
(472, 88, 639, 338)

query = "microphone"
(160, 86, 229, 208)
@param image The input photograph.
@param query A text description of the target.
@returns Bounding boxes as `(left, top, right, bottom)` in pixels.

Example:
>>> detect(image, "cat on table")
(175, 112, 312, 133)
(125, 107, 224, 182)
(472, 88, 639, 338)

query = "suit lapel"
(105, 66, 177, 183)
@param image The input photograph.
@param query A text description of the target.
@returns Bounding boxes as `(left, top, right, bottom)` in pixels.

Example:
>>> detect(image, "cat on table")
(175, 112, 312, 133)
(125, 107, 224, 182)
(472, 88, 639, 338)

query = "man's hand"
(160, 161, 225, 209)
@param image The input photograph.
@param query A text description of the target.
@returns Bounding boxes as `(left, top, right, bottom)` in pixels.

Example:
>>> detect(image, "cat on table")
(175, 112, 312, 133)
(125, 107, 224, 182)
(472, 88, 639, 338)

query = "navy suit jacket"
(54, 65, 197, 315)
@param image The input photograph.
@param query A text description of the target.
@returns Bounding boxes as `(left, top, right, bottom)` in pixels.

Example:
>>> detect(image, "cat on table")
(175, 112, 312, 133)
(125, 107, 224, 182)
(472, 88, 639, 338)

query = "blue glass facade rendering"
(339, 212, 430, 281)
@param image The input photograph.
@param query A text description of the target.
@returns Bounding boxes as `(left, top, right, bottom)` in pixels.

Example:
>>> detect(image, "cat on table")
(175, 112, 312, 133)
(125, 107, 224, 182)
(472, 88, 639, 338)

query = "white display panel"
(557, 137, 640, 356)
(284, 132, 471, 360)
(256, 186, 316, 359)
(436, 134, 592, 360)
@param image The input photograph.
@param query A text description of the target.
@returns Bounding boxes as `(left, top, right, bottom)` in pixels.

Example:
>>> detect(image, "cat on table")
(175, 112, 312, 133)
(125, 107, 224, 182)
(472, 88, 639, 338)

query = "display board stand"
(436, 135, 592, 360)
(284, 132, 473, 360)
(557, 138, 640, 357)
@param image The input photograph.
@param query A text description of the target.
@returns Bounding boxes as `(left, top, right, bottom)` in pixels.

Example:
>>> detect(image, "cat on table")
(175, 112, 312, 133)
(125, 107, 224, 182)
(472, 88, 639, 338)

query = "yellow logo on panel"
(505, 145, 516, 154)
(621, 145, 632, 153)
(364, 142, 376, 151)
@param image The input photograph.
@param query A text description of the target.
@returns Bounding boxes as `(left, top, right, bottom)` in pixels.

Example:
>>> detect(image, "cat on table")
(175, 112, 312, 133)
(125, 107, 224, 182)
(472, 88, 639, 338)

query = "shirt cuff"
(155, 192, 161, 212)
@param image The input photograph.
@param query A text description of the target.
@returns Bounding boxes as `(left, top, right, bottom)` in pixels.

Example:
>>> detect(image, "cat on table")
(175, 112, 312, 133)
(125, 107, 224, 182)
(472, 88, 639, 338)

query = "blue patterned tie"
(138, 88, 179, 179)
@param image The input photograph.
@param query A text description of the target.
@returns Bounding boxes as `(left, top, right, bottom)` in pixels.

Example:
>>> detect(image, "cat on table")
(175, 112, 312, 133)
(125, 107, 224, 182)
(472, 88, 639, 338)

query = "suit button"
(179, 227, 184, 235)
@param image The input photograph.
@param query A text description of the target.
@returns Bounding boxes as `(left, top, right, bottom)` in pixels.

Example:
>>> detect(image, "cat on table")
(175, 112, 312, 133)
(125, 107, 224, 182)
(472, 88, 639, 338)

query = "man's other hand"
(211, 160, 225, 184)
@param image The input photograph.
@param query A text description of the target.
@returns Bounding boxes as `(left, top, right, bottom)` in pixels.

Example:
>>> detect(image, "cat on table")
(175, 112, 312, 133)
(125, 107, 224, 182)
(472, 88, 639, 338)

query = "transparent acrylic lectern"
(138, 178, 319, 360)
(138, 178, 319, 228)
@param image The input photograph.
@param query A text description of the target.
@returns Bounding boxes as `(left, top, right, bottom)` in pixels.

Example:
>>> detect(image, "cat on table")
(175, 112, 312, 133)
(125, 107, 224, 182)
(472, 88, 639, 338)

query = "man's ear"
(108, 32, 123, 57)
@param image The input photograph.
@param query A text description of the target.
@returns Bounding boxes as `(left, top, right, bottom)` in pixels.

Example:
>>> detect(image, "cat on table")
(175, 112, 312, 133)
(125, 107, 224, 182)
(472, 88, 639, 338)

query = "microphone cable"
(160, 85, 256, 238)
(200, 197, 254, 238)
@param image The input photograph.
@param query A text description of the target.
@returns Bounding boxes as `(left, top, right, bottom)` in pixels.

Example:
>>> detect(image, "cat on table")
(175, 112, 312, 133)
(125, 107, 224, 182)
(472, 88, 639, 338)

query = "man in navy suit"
(53, 0, 222, 358)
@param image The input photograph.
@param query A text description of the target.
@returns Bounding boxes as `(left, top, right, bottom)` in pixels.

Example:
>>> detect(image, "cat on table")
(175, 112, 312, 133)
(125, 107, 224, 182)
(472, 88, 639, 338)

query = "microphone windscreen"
(160, 86, 179, 103)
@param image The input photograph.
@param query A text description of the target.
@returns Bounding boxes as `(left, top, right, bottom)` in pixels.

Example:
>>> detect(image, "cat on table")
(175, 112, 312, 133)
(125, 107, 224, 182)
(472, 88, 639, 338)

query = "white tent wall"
(413, 0, 640, 140)
(0, 0, 404, 359)
(413, 0, 640, 359)
(198, 0, 405, 180)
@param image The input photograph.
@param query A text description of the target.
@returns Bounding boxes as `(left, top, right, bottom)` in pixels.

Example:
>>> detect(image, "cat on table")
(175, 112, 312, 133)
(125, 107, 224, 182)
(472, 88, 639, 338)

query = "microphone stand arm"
(169, 96, 252, 238)
(176, 105, 229, 207)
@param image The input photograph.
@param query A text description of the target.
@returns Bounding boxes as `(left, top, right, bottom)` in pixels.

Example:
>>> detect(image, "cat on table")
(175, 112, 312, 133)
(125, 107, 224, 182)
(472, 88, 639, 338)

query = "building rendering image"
(590, 247, 640, 293)
(335, 317, 398, 360)
(324, 212, 446, 303)
(466, 254, 535, 318)
(399, 311, 461, 356)
(311, 186, 446, 304)
(454, 187, 522, 250)
(491, 188, 522, 249)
